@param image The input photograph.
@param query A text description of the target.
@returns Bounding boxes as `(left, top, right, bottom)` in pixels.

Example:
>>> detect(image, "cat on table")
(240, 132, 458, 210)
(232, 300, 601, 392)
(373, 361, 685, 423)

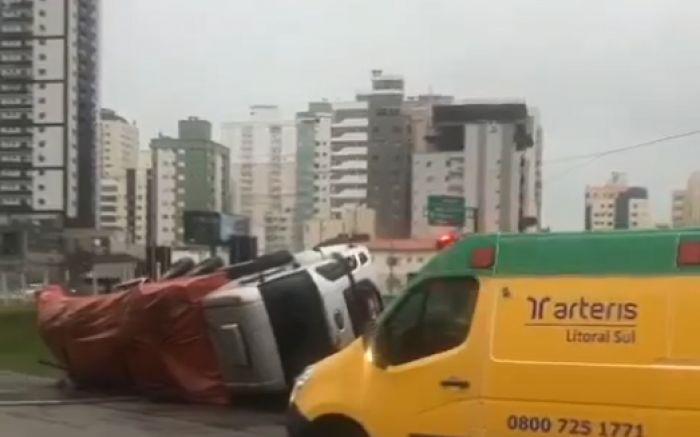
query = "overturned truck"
(36, 244, 382, 403)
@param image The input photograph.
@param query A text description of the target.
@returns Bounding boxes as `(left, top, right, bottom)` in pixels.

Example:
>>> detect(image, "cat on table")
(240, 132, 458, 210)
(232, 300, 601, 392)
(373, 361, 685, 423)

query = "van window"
(376, 277, 478, 366)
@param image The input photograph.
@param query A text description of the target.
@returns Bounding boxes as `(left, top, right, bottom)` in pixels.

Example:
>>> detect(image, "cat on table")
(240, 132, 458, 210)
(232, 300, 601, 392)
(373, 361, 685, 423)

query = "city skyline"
(101, 0, 700, 231)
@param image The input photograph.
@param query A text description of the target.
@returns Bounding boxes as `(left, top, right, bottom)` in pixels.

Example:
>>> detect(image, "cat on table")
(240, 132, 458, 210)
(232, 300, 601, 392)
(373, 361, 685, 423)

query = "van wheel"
(307, 417, 369, 437)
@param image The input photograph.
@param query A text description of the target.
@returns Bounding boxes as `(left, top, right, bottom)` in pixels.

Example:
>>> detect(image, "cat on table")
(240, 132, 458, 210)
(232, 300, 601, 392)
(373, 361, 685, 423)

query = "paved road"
(0, 372, 286, 437)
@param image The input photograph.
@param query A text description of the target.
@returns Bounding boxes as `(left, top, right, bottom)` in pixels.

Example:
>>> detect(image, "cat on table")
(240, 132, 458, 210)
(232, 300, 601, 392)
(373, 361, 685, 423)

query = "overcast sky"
(101, 0, 700, 231)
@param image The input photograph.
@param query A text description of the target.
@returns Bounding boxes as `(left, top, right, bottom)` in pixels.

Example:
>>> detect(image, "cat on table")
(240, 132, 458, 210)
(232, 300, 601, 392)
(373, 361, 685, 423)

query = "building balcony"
(0, 102, 32, 110)
(0, 184, 31, 194)
(0, 13, 33, 23)
(332, 146, 367, 157)
(330, 188, 366, 200)
(3, 0, 34, 9)
(0, 168, 27, 179)
(0, 81, 29, 92)
(0, 126, 31, 136)
(0, 61, 32, 70)
(331, 160, 367, 171)
(0, 71, 31, 80)
(0, 25, 32, 35)
(0, 194, 31, 207)
(332, 117, 368, 128)
(0, 138, 30, 149)
(330, 174, 367, 185)
(331, 132, 368, 143)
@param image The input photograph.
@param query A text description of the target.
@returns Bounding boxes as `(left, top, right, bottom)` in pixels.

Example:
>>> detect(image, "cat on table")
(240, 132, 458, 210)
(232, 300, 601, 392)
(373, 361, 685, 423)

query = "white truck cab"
(203, 244, 381, 393)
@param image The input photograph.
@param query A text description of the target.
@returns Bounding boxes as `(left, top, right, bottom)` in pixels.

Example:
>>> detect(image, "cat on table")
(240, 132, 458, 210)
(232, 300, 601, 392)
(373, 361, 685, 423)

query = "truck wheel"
(307, 418, 368, 437)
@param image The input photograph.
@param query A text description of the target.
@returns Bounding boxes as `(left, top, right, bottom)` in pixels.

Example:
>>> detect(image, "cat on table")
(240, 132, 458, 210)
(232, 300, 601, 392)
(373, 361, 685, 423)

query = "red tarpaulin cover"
(36, 272, 230, 404)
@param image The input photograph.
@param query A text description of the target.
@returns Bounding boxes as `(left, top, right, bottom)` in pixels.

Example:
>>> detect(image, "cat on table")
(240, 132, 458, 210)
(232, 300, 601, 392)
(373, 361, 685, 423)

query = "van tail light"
(678, 241, 700, 266)
(471, 246, 495, 269)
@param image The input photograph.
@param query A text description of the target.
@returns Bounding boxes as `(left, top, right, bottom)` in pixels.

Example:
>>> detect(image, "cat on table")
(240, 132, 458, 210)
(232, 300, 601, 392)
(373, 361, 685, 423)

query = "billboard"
(183, 211, 250, 246)
(220, 214, 250, 241)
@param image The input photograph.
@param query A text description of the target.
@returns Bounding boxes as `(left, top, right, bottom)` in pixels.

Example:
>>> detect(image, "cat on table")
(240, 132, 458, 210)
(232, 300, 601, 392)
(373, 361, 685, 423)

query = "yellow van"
(288, 229, 700, 437)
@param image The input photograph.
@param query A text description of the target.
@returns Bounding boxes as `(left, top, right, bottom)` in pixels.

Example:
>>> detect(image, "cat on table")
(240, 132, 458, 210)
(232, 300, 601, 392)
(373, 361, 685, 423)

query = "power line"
(545, 129, 700, 165)
(542, 129, 700, 185)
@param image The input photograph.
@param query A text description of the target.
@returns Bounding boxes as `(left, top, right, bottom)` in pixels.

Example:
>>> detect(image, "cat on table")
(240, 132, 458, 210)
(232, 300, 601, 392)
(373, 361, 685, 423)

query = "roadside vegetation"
(0, 304, 57, 377)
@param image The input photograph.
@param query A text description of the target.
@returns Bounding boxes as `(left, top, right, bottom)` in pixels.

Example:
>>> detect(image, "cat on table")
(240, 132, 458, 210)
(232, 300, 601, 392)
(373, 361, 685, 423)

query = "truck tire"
(187, 256, 224, 276)
(161, 257, 195, 279)
(222, 250, 294, 279)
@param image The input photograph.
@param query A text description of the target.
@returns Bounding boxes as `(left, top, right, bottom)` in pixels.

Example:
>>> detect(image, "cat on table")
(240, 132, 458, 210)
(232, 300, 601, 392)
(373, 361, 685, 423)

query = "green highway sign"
(427, 195, 466, 226)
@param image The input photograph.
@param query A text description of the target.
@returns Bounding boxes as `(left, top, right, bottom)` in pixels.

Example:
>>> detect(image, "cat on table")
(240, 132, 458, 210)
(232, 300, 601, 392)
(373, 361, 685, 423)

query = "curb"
(0, 396, 140, 407)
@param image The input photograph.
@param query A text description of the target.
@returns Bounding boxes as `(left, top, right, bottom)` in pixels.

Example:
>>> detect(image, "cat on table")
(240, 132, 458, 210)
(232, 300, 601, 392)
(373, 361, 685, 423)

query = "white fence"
(0, 272, 45, 305)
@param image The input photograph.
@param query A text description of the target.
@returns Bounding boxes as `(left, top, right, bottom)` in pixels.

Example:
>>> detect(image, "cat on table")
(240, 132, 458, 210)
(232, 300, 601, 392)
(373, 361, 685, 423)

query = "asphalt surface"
(0, 371, 287, 437)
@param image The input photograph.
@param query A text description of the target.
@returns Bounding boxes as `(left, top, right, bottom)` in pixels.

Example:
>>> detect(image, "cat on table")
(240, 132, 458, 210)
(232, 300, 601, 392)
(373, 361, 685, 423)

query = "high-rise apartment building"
(305, 99, 370, 223)
(415, 102, 543, 235)
(585, 172, 653, 231)
(295, 102, 332, 249)
(366, 70, 413, 239)
(96, 109, 138, 241)
(0, 0, 100, 228)
(131, 149, 151, 246)
(329, 101, 370, 219)
(222, 106, 297, 253)
(671, 171, 700, 228)
(411, 151, 465, 238)
(403, 94, 455, 154)
(151, 117, 230, 246)
(672, 189, 687, 228)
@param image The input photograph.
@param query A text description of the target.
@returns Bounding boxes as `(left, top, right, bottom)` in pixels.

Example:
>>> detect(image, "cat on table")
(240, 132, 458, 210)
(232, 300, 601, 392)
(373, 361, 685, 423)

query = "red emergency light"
(436, 232, 459, 250)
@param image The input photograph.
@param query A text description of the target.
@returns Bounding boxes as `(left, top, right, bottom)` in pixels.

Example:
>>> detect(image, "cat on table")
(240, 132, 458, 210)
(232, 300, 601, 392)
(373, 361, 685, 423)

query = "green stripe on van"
(415, 229, 700, 281)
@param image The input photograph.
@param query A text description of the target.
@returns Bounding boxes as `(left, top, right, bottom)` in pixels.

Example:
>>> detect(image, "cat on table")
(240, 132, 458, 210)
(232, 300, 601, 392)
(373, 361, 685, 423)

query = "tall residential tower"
(97, 108, 138, 241)
(0, 0, 100, 228)
(222, 106, 297, 253)
(151, 117, 231, 247)
(585, 172, 653, 231)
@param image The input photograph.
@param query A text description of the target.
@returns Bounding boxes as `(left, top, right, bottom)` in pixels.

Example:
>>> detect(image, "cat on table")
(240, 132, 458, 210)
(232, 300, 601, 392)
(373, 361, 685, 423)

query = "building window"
(38, 54, 46, 60)
(38, 198, 45, 205)
(38, 68, 46, 76)
(38, 97, 45, 104)
(38, 184, 45, 191)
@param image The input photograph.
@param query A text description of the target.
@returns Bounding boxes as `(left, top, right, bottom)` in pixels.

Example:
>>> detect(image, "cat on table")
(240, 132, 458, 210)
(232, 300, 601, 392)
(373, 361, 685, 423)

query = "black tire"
(222, 250, 294, 279)
(161, 257, 195, 279)
(187, 256, 224, 276)
(307, 418, 369, 437)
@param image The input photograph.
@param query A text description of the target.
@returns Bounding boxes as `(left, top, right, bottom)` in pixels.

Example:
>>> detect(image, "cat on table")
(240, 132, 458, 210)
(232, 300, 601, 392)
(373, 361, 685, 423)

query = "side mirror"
(363, 319, 388, 370)
(362, 318, 378, 342)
